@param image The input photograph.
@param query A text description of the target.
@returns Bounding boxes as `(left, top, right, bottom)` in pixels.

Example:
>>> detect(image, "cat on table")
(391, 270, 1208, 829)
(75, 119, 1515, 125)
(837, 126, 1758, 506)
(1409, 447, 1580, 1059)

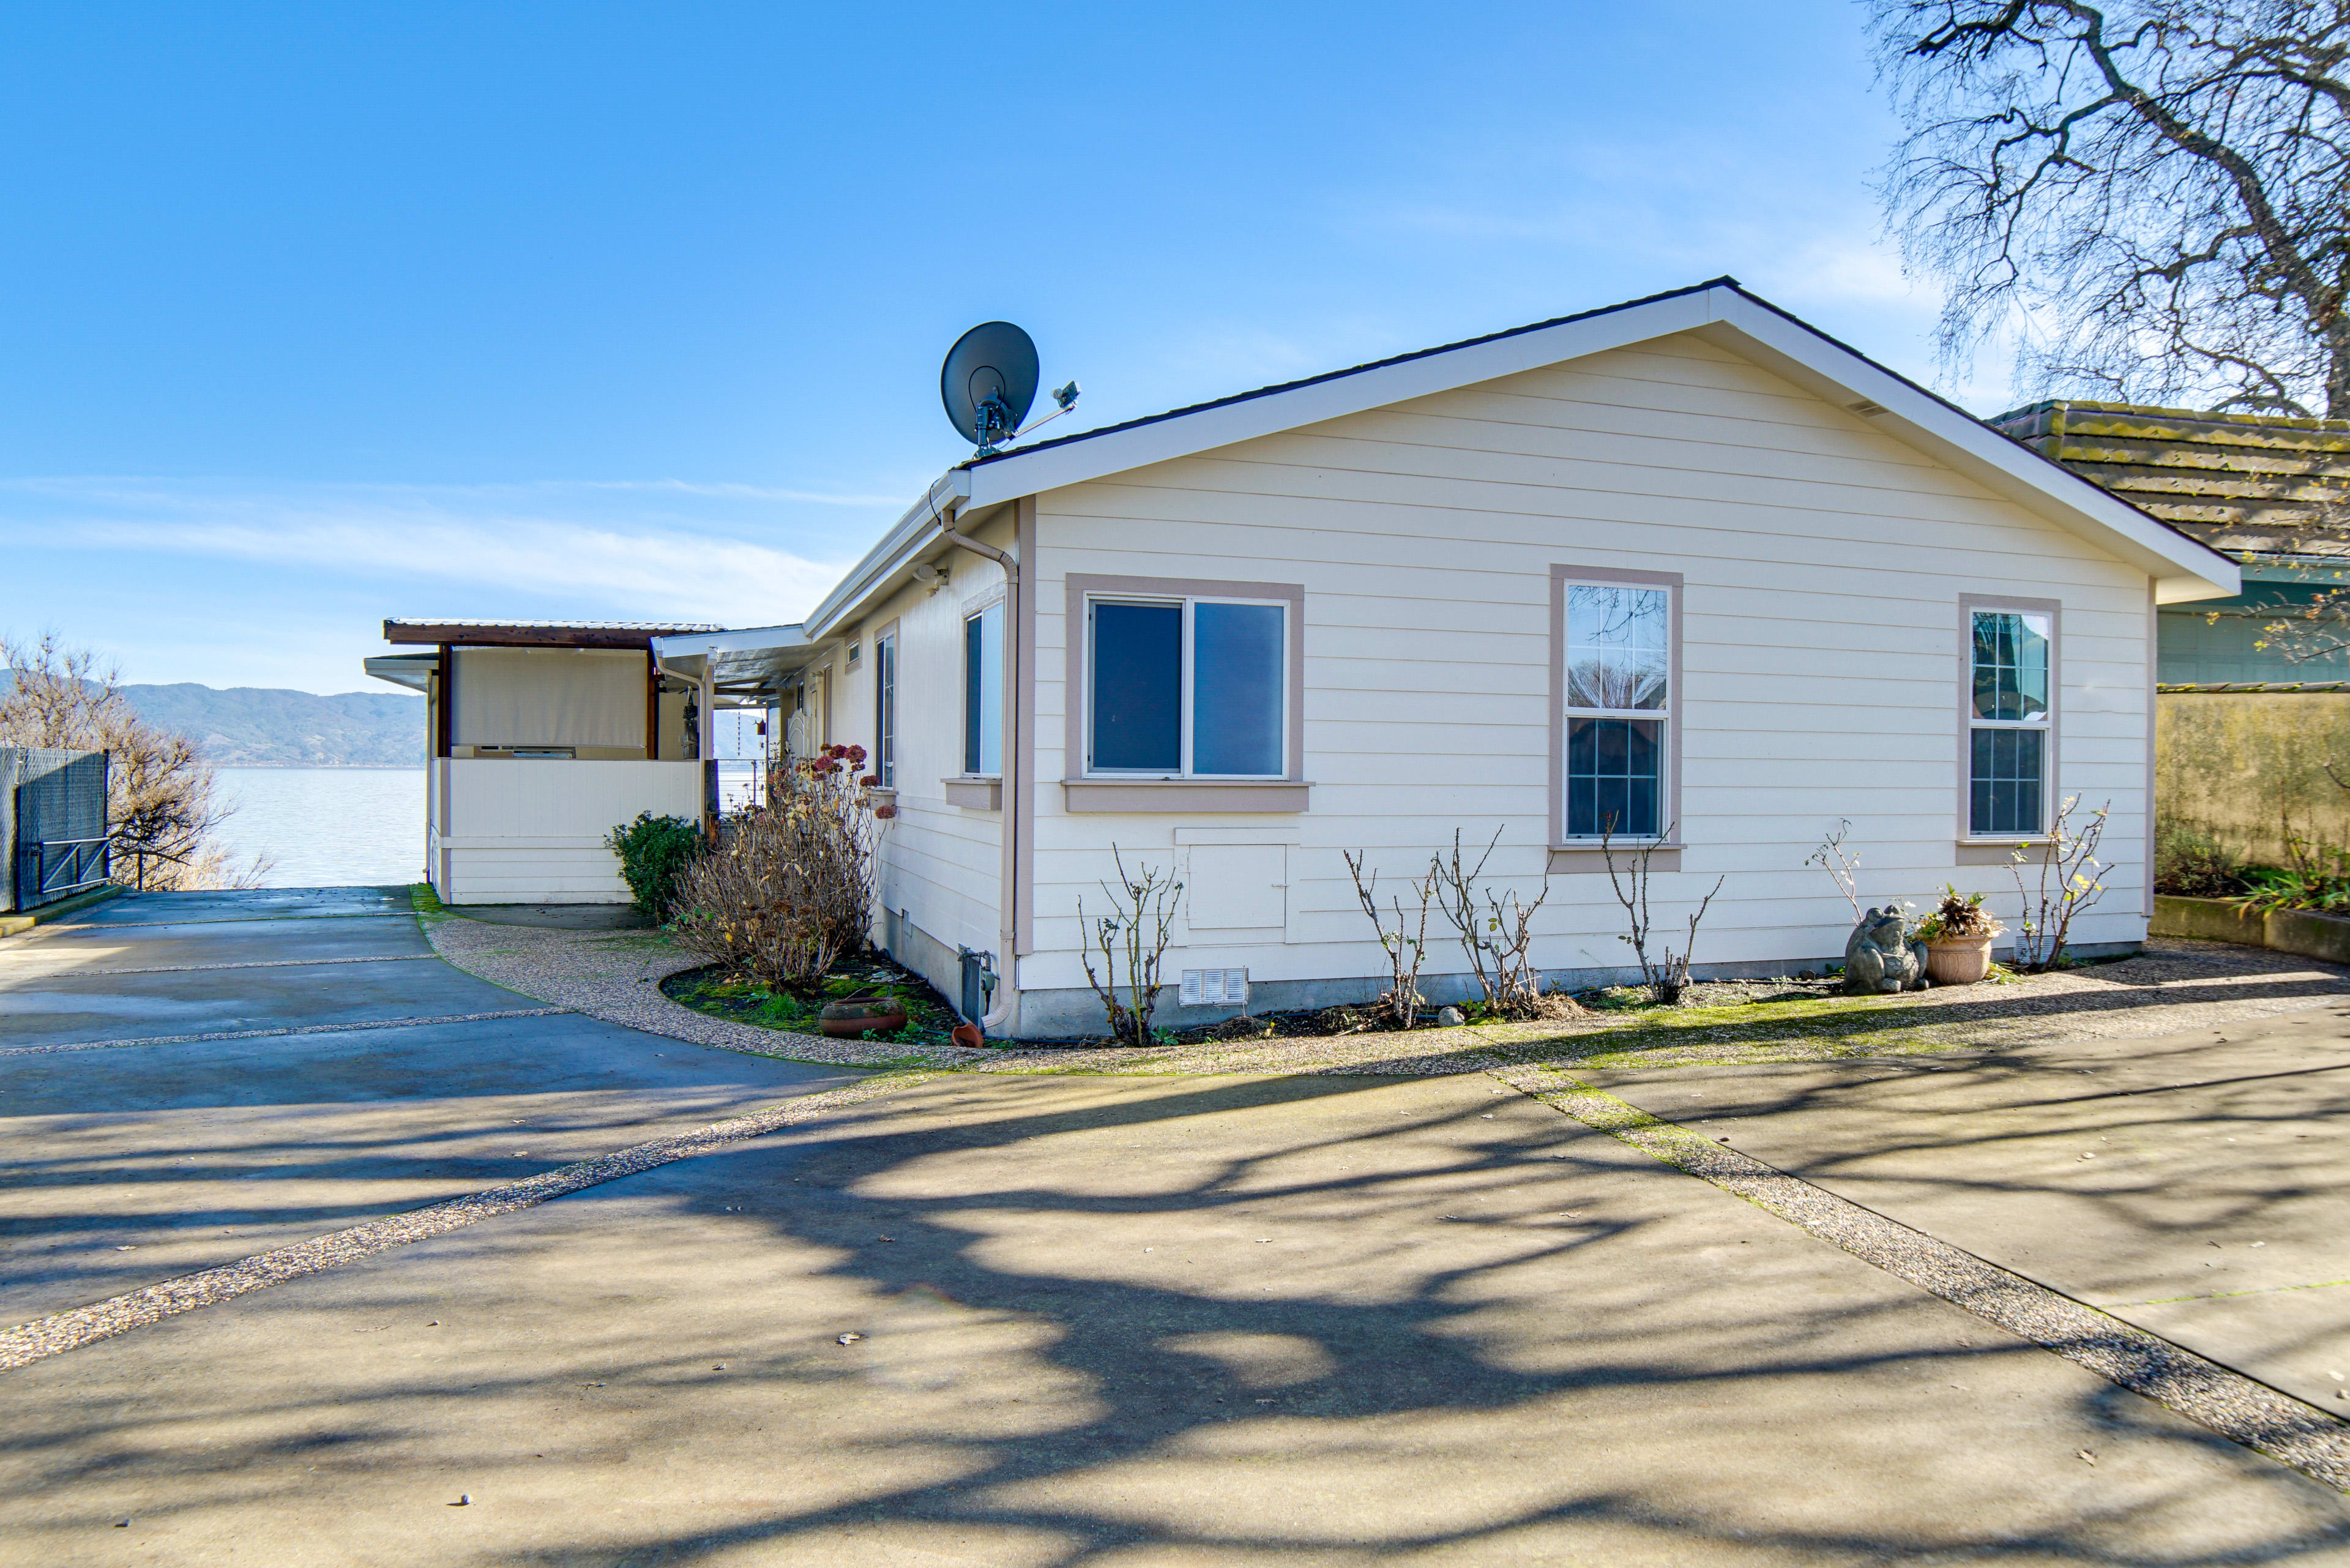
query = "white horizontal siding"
(827, 509, 1012, 994)
(1013, 327, 2150, 1006)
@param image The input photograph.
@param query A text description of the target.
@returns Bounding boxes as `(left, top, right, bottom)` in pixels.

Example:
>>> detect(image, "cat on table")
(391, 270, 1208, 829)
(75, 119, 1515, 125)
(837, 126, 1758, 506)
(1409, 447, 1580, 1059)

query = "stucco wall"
(2157, 691, 2350, 862)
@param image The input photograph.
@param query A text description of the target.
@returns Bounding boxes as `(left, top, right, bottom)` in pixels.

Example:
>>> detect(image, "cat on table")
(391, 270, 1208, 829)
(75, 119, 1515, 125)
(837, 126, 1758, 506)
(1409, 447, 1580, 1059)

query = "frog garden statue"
(1841, 906, 1930, 995)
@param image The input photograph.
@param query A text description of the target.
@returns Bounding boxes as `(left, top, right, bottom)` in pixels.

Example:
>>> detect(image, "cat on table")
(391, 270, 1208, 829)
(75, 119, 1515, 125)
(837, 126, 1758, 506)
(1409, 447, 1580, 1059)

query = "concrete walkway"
(4, 891, 2350, 1563)
(1585, 996, 2350, 1420)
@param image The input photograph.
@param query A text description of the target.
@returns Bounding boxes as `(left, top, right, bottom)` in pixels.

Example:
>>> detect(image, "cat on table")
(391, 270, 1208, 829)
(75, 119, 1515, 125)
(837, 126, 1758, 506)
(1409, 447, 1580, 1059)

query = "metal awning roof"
(362, 653, 438, 693)
(383, 619, 722, 649)
(650, 625, 816, 705)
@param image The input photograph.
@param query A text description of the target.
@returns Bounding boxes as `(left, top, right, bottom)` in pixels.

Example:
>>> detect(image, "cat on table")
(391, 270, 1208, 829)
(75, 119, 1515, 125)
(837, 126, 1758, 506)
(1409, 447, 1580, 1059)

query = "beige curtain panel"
(452, 648, 646, 749)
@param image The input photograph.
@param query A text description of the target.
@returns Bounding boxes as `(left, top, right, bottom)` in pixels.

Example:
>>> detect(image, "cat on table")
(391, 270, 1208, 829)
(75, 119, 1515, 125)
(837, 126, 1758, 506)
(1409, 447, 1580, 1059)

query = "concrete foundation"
(990, 944, 2142, 1040)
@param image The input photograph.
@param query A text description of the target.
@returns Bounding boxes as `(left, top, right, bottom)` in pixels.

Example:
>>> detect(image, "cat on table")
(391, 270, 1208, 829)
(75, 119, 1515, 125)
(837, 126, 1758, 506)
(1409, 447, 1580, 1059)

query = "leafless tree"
(1343, 848, 1436, 1028)
(1805, 818, 1867, 920)
(2005, 794, 2113, 968)
(1078, 846, 1184, 1046)
(0, 633, 267, 890)
(1430, 828, 1563, 1018)
(1601, 823, 1726, 1006)
(1873, 0, 2350, 415)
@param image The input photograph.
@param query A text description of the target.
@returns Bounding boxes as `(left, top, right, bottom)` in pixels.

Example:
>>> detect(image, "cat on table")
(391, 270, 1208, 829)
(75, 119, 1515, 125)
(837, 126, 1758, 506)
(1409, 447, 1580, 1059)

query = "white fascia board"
(804, 470, 971, 638)
(362, 654, 436, 693)
(842, 280, 2236, 616)
(648, 624, 809, 660)
(961, 291, 1721, 509)
(1687, 299, 2238, 602)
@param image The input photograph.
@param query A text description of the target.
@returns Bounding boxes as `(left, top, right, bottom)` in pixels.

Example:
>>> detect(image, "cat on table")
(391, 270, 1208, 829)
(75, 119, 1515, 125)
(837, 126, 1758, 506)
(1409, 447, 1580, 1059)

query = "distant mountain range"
(121, 684, 424, 767)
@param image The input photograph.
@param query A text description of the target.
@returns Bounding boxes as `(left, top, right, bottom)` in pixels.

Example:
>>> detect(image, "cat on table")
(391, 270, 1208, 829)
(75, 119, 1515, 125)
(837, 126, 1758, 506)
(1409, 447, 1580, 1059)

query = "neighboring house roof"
(807, 279, 2239, 638)
(1989, 399, 2350, 559)
(382, 619, 723, 649)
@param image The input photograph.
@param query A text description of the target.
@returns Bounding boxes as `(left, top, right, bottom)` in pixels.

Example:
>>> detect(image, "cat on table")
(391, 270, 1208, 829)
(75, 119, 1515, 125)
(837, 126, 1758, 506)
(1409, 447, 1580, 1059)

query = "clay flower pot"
(1923, 935, 1996, 986)
(950, 1022, 983, 1049)
(818, 996, 908, 1037)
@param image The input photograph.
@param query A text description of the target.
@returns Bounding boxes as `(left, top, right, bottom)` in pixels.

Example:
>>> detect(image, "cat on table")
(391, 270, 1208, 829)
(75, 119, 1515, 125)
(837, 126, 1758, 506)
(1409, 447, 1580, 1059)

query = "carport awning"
(363, 654, 438, 693)
(650, 625, 816, 707)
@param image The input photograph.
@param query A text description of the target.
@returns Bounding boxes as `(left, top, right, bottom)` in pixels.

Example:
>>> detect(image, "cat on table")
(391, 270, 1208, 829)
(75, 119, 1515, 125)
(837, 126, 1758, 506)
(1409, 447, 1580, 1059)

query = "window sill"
(1548, 842, 1682, 873)
(1956, 837, 2052, 865)
(1061, 778, 1310, 813)
(942, 776, 1002, 810)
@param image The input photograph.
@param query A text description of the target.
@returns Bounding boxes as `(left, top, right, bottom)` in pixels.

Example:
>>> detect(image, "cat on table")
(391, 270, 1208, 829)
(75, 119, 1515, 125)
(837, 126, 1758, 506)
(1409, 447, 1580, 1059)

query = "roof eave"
(944, 280, 2236, 602)
(1688, 296, 2239, 603)
(837, 278, 2235, 616)
(802, 469, 972, 639)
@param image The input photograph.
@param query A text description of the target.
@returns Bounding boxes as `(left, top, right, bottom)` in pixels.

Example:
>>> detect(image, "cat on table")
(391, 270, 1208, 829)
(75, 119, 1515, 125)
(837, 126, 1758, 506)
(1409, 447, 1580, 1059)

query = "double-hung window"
(1086, 593, 1286, 777)
(963, 603, 1002, 775)
(1562, 579, 1671, 839)
(873, 629, 897, 787)
(1967, 605, 2052, 835)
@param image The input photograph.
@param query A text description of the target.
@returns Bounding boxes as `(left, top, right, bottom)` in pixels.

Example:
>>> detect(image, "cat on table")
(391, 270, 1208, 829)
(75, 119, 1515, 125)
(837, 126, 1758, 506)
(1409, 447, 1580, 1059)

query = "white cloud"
(0, 474, 874, 627)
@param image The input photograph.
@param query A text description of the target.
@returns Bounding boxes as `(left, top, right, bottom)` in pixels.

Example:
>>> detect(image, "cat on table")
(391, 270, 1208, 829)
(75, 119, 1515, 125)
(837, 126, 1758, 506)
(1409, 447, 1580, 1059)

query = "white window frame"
(1083, 592, 1290, 780)
(962, 600, 1004, 778)
(1556, 572, 1677, 844)
(1959, 594, 2059, 843)
(872, 626, 897, 788)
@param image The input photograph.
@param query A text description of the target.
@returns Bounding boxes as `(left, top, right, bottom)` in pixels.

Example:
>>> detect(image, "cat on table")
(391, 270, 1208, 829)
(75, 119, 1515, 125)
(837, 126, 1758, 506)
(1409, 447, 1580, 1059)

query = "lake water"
(209, 763, 764, 889)
(212, 767, 426, 888)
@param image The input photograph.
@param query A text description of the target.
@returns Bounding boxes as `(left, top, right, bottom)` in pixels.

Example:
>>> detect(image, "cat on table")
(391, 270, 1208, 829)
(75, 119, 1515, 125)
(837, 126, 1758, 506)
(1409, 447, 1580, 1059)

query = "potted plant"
(818, 994, 909, 1038)
(1912, 885, 2003, 985)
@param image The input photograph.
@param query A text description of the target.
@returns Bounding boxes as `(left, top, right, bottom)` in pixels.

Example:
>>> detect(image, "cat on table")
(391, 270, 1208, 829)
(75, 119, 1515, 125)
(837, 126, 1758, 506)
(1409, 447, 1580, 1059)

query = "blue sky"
(0, 2, 1996, 693)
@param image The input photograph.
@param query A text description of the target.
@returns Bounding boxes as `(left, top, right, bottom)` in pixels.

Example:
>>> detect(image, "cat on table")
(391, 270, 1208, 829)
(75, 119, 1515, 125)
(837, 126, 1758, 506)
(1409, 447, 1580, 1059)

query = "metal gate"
(2, 749, 110, 912)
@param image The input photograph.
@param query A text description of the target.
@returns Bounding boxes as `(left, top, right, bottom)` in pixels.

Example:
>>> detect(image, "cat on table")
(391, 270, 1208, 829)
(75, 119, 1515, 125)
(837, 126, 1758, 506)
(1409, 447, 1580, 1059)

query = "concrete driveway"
(4, 892, 2350, 1564)
(0, 889, 856, 1323)
(1584, 994, 2350, 1418)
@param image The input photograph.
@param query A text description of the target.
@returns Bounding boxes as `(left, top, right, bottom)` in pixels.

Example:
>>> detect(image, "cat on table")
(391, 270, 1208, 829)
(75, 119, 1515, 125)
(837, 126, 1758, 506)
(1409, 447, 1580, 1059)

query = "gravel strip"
(423, 916, 990, 1069)
(1492, 1062, 2350, 1493)
(426, 914, 2350, 1079)
(0, 1008, 570, 1059)
(2, 954, 442, 980)
(0, 1069, 946, 1373)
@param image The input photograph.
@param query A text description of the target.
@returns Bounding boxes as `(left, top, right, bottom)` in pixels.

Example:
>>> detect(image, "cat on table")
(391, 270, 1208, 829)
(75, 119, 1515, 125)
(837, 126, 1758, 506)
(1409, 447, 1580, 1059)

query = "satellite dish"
(941, 322, 1040, 455)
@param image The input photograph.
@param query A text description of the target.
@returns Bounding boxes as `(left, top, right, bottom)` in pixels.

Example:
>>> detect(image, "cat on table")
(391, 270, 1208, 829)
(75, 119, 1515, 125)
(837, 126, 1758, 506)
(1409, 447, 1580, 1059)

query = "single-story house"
(750, 277, 2235, 1039)
(365, 618, 808, 904)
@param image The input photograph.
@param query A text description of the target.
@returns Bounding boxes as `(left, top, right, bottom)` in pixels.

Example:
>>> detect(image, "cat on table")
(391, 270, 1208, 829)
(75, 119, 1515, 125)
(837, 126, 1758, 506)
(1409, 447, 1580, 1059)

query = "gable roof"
(805, 280, 2237, 635)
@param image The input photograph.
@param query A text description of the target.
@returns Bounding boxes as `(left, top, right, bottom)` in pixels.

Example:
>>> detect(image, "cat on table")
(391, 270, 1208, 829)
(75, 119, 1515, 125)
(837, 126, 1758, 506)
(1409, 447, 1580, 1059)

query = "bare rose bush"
(670, 744, 881, 985)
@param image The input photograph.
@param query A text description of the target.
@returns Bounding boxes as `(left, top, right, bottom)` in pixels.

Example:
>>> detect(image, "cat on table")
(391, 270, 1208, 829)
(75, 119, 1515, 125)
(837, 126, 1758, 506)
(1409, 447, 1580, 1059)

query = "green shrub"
(605, 812, 703, 921)
(2154, 823, 2250, 899)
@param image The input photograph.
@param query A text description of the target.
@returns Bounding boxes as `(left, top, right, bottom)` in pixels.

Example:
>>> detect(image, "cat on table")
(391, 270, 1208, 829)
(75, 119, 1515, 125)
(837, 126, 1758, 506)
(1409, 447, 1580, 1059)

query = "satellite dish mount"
(941, 322, 1077, 457)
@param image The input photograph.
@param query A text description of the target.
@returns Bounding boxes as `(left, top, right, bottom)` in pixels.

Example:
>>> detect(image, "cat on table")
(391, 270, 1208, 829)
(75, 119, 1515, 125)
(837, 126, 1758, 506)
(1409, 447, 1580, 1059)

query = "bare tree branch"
(1874, 0, 2350, 414)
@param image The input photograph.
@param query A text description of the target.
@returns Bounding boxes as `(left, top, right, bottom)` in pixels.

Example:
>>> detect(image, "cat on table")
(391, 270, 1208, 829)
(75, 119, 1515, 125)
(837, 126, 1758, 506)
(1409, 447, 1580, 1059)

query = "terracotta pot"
(950, 1022, 984, 1049)
(818, 997, 908, 1038)
(1924, 935, 1996, 986)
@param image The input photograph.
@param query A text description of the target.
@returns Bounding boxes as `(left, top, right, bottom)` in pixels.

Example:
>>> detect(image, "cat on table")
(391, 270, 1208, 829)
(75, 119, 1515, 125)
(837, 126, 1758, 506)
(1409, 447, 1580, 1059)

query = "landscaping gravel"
(426, 915, 2350, 1078)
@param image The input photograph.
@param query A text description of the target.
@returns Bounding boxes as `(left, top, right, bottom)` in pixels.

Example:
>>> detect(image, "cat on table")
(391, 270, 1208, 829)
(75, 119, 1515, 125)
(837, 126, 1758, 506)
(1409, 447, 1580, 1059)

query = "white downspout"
(934, 501, 1020, 1035)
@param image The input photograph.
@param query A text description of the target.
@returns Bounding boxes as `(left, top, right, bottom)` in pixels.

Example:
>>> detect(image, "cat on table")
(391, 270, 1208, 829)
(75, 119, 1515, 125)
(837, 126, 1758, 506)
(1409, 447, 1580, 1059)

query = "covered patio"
(365, 619, 810, 905)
